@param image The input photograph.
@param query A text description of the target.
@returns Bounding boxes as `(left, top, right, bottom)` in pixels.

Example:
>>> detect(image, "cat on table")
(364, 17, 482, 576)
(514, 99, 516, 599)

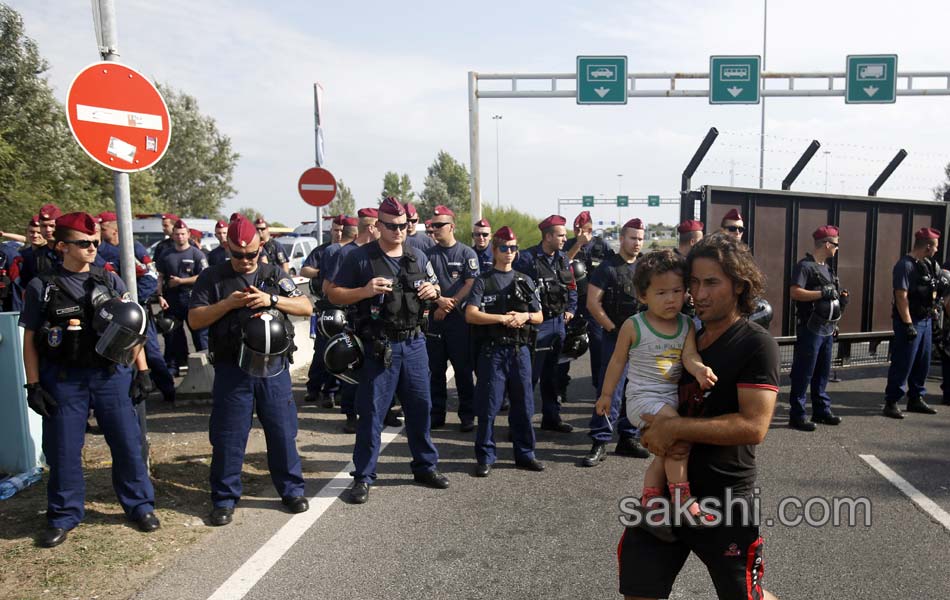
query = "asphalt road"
(134, 358, 950, 600)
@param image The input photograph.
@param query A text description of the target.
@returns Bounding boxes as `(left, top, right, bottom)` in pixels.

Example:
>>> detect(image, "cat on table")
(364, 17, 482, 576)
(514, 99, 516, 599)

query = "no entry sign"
(297, 167, 337, 207)
(66, 62, 171, 173)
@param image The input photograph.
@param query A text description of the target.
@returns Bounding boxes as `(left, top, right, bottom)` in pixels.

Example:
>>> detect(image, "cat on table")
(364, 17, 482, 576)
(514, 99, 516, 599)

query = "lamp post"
(823, 150, 831, 193)
(492, 114, 503, 208)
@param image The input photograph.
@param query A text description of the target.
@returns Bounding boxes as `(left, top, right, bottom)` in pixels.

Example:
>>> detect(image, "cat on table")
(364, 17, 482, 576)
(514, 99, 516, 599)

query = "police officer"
(513, 214, 578, 433)
(471, 218, 494, 274)
(325, 208, 380, 433)
(303, 215, 344, 340)
(18, 204, 62, 288)
(97, 212, 176, 403)
(788, 225, 848, 430)
(466, 227, 545, 475)
(188, 215, 312, 525)
(8, 215, 46, 312)
(425, 204, 479, 430)
(425, 219, 434, 239)
(720, 208, 745, 241)
(152, 213, 179, 264)
(328, 214, 345, 245)
(207, 220, 230, 267)
(405, 202, 435, 252)
(580, 218, 649, 466)
(328, 197, 448, 504)
(19, 212, 159, 547)
(255, 218, 290, 272)
(676, 219, 704, 257)
(156, 219, 209, 374)
(0, 234, 17, 312)
(883, 227, 941, 419)
(561, 211, 613, 396)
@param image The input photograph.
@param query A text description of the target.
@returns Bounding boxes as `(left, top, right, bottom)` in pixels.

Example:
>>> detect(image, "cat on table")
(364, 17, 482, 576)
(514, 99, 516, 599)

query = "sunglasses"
(430, 222, 451, 229)
(408, 218, 419, 224)
(472, 232, 490, 238)
(230, 249, 260, 260)
(63, 239, 100, 249)
(380, 222, 409, 232)
(498, 245, 519, 253)
(828, 241, 839, 248)
(255, 227, 267, 232)
(725, 226, 745, 233)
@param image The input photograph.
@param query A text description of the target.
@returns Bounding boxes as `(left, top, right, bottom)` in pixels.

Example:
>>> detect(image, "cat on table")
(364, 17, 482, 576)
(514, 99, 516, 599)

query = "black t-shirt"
(687, 318, 779, 500)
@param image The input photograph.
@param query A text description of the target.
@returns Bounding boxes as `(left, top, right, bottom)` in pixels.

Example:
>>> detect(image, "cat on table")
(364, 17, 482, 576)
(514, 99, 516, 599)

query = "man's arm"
(894, 289, 912, 323)
(300, 266, 319, 279)
(586, 284, 616, 331)
(789, 285, 822, 302)
(23, 329, 39, 384)
(188, 292, 245, 330)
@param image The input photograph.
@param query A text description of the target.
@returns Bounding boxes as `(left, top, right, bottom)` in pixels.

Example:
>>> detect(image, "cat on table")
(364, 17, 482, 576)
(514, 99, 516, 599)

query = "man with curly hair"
(618, 233, 780, 600)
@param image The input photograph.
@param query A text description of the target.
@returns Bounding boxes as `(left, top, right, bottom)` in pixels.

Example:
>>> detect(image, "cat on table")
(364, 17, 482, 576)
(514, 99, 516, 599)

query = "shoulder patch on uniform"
(278, 277, 296, 293)
(425, 262, 435, 278)
(468, 257, 478, 271)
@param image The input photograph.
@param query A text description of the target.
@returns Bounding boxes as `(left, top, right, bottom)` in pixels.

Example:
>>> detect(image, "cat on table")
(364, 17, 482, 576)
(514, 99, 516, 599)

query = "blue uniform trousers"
(306, 334, 340, 397)
(587, 330, 638, 442)
(532, 317, 567, 424)
(556, 312, 604, 395)
(39, 363, 155, 530)
(165, 296, 208, 369)
(209, 362, 305, 508)
(427, 313, 475, 423)
(352, 335, 439, 483)
(474, 344, 536, 465)
(340, 382, 357, 418)
(886, 316, 932, 402)
(143, 318, 175, 400)
(788, 324, 834, 421)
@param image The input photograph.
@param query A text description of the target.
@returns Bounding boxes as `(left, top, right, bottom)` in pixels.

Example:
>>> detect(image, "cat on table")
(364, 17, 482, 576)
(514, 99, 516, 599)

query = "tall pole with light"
(492, 114, 502, 209)
(759, 0, 768, 189)
(823, 150, 831, 193)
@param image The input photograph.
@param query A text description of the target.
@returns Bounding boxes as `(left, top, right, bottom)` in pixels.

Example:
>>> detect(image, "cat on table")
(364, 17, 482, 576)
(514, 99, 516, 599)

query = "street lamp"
(823, 150, 831, 193)
(492, 114, 503, 208)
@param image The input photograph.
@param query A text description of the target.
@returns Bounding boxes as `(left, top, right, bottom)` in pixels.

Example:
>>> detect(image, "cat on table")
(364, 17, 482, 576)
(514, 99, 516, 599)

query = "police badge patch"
(278, 278, 296, 293)
(425, 263, 435, 278)
(48, 326, 63, 348)
(468, 258, 478, 271)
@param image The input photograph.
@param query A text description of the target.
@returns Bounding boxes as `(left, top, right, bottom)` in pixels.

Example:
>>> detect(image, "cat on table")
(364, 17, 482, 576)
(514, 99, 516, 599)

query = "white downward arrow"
(864, 86, 879, 97)
(727, 86, 743, 98)
(593, 87, 610, 98)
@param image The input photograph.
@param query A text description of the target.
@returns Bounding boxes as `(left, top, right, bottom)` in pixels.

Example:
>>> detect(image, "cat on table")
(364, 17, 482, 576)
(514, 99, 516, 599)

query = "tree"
(380, 171, 414, 203)
(153, 84, 239, 217)
(934, 163, 950, 201)
(237, 207, 262, 222)
(425, 150, 470, 214)
(417, 174, 449, 218)
(326, 178, 355, 216)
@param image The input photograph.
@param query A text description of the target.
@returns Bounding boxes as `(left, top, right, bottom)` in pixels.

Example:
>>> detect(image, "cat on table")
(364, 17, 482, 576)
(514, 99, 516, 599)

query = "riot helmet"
(561, 317, 589, 360)
(748, 298, 774, 330)
(570, 259, 588, 286)
(238, 309, 291, 377)
(94, 298, 148, 365)
(806, 297, 841, 337)
(309, 276, 324, 299)
(318, 308, 348, 339)
(323, 331, 364, 385)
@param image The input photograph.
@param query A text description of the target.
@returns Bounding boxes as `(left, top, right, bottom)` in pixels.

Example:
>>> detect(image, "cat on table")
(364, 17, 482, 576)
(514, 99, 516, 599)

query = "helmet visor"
(238, 343, 287, 378)
(95, 322, 147, 365)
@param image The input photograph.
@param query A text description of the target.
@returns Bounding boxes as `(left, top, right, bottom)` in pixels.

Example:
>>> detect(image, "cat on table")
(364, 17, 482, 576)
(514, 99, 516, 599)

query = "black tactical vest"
(476, 271, 537, 346)
(905, 256, 938, 320)
(601, 254, 640, 326)
(34, 266, 119, 367)
(354, 242, 428, 341)
(533, 250, 572, 319)
(206, 262, 296, 364)
(795, 253, 840, 321)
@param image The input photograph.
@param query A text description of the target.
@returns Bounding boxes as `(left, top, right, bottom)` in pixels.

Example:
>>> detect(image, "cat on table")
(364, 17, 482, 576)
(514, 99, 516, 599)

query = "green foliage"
(416, 151, 470, 216)
(417, 174, 449, 218)
(380, 171, 414, 203)
(934, 163, 950, 201)
(237, 206, 262, 222)
(327, 178, 355, 216)
(451, 204, 542, 249)
(153, 84, 239, 218)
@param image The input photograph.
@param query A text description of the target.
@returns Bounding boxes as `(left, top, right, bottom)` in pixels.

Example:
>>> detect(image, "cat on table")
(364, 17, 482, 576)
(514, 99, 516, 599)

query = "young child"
(596, 249, 717, 524)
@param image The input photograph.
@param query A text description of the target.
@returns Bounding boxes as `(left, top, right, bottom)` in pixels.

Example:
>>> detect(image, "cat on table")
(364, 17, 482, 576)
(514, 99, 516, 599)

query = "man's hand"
(158, 296, 170, 310)
(245, 286, 273, 310)
(224, 290, 249, 310)
(434, 307, 448, 321)
(363, 277, 393, 299)
(695, 366, 718, 390)
(564, 311, 574, 323)
(639, 412, 679, 457)
(577, 229, 593, 247)
(26, 383, 58, 418)
(130, 370, 154, 405)
(505, 311, 529, 328)
(167, 276, 183, 289)
(905, 322, 918, 339)
(435, 296, 457, 312)
(416, 282, 439, 301)
(820, 284, 839, 300)
(594, 395, 611, 417)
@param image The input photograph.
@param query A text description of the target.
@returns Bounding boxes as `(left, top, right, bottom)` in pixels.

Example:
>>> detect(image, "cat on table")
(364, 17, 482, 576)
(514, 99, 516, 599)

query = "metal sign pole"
(313, 83, 324, 239)
(468, 72, 481, 226)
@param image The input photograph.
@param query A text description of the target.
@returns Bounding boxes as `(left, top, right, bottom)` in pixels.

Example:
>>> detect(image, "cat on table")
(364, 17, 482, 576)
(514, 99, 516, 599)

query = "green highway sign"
(617, 195, 629, 207)
(576, 56, 628, 105)
(709, 56, 761, 104)
(582, 195, 595, 207)
(846, 54, 897, 104)
(648, 195, 661, 207)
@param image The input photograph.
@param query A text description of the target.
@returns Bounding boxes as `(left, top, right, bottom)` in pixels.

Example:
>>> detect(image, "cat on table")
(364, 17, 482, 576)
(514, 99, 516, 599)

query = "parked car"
(278, 235, 319, 276)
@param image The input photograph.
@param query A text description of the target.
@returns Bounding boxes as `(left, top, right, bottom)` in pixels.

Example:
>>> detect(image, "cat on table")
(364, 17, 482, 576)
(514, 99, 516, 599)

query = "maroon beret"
(379, 196, 406, 217)
(189, 229, 203, 240)
(254, 217, 267, 227)
(331, 214, 346, 226)
(39, 204, 62, 221)
(215, 220, 228, 229)
(538, 214, 567, 230)
(405, 203, 418, 217)
(677, 220, 704, 234)
(624, 218, 644, 230)
(493, 226, 516, 242)
(97, 211, 117, 223)
(229, 212, 241, 222)
(424, 219, 432, 227)
(55, 212, 97, 236)
(228, 215, 258, 247)
(163, 213, 180, 221)
(813, 225, 839, 240)
(28, 215, 40, 227)
(433, 205, 454, 217)
(173, 219, 188, 230)
(342, 216, 359, 227)
(722, 208, 744, 223)
(915, 227, 941, 240)
(573, 211, 592, 229)
(474, 218, 491, 228)
(358, 207, 379, 218)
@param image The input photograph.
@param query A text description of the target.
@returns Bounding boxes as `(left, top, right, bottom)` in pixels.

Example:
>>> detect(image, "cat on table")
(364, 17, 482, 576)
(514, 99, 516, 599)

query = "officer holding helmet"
(19, 212, 158, 548)
(788, 225, 848, 431)
(466, 226, 545, 475)
(188, 215, 313, 526)
(513, 214, 578, 433)
(471, 218, 494, 274)
(328, 197, 447, 504)
(883, 227, 942, 419)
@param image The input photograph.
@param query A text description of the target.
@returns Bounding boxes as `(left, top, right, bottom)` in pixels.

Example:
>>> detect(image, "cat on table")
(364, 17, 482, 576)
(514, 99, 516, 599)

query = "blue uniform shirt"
(207, 245, 228, 267)
(19, 266, 128, 331)
(513, 244, 578, 315)
(589, 254, 637, 292)
(335, 243, 437, 290)
(99, 240, 159, 301)
(406, 232, 435, 253)
(468, 269, 542, 313)
(426, 241, 479, 300)
(157, 245, 208, 303)
(473, 245, 494, 274)
(327, 242, 360, 285)
(18, 244, 107, 287)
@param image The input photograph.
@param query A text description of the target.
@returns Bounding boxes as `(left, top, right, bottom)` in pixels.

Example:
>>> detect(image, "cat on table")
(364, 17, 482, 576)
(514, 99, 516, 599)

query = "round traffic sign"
(298, 167, 337, 207)
(66, 62, 171, 173)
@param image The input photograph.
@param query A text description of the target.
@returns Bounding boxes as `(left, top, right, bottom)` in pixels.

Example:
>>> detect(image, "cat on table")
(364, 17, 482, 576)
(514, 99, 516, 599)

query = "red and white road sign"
(298, 167, 337, 207)
(66, 62, 171, 173)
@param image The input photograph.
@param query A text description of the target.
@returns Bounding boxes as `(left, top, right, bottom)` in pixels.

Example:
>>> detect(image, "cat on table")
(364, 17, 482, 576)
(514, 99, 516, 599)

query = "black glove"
(904, 323, 918, 340)
(25, 383, 57, 418)
(820, 284, 839, 300)
(839, 290, 850, 310)
(130, 369, 154, 405)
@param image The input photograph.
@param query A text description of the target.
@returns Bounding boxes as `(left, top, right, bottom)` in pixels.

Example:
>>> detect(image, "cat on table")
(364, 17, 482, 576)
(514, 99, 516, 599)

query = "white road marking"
(860, 454, 950, 531)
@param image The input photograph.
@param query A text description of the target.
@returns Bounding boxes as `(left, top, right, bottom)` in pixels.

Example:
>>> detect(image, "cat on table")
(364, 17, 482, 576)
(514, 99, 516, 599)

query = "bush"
(455, 204, 543, 248)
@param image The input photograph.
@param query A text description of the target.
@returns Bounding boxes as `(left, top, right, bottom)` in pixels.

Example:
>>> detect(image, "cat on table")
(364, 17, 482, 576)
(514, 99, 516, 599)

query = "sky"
(8, 0, 950, 228)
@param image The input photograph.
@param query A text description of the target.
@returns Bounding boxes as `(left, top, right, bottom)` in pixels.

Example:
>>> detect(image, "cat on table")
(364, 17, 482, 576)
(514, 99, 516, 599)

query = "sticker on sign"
(107, 137, 136, 163)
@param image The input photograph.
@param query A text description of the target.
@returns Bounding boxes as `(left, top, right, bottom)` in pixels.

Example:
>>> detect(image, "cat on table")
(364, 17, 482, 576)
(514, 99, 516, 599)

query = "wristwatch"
(270, 294, 279, 307)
